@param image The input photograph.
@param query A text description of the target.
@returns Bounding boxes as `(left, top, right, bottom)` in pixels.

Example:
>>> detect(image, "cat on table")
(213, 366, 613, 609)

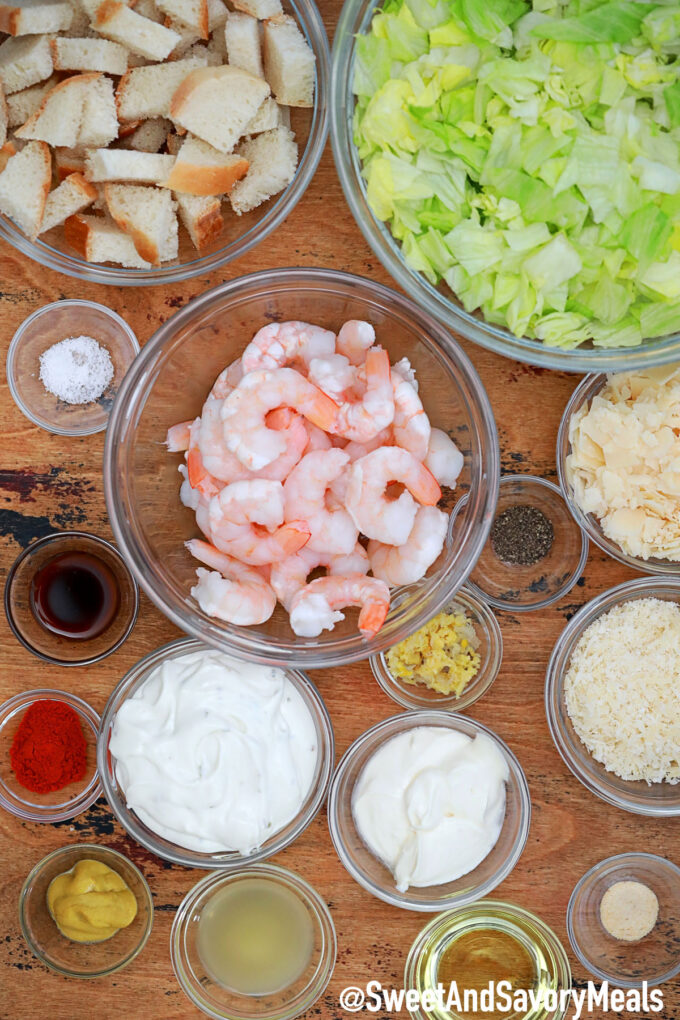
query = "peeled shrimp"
(186, 539, 276, 625)
(391, 363, 431, 461)
(336, 320, 375, 365)
(304, 420, 333, 452)
(209, 480, 310, 565)
(271, 543, 369, 609)
(208, 358, 243, 399)
(307, 354, 357, 403)
(343, 428, 393, 462)
(345, 447, 441, 545)
(368, 506, 448, 587)
(425, 428, 464, 488)
(221, 368, 338, 470)
(289, 574, 390, 639)
(166, 420, 192, 452)
(283, 450, 358, 555)
(331, 347, 394, 443)
(241, 321, 336, 373)
(197, 398, 309, 483)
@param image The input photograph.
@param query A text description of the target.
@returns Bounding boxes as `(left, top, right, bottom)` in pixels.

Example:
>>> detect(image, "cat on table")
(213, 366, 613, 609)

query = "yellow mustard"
(47, 859, 138, 943)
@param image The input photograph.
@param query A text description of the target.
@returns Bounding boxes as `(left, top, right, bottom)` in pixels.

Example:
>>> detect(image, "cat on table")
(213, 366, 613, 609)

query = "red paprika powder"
(10, 700, 88, 794)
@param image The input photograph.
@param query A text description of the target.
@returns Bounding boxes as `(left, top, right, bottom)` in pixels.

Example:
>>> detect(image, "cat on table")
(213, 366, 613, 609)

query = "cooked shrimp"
(289, 574, 390, 638)
(343, 428, 393, 462)
(331, 347, 394, 443)
(391, 363, 431, 461)
(345, 447, 441, 544)
(304, 420, 333, 452)
(392, 357, 418, 389)
(199, 398, 309, 483)
(221, 368, 338, 470)
(368, 506, 449, 587)
(425, 428, 464, 488)
(307, 354, 357, 402)
(209, 358, 243, 400)
(186, 539, 276, 625)
(283, 450, 358, 555)
(166, 420, 192, 452)
(271, 543, 369, 609)
(336, 320, 375, 365)
(241, 321, 336, 373)
(209, 480, 310, 565)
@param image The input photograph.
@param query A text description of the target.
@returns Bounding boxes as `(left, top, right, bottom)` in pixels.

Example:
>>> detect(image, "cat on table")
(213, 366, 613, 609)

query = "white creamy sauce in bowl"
(352, 727, 509, 891)
(109, 649, 319, 854)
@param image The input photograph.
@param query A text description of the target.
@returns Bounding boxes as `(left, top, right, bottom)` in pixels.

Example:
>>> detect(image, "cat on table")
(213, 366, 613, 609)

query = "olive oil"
(197, 878, 314, 996)
(405, 902, 571, 1020)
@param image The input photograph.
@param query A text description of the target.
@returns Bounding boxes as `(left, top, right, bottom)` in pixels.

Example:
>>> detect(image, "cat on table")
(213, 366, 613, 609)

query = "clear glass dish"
(19, 843, 153, 978)
(405, 900, 571, 1020)
(0, 688, 100, 823)
(545, 578, 680, 816)
(0, 0, 329, 287)
(6, 300, 139, 435)
(103, 267, 500, 668)
(97, 637, 335, 868)
(329, 0, 680, 373)
(567, 853, 680, 989)
(171, 864, 336, 1020)
(557, 373, 680, 575)
(326, 711, 530, 911)
(460, 475, 589, 612)
(369, 586, 502, 712)
(4, 531, 139, 665)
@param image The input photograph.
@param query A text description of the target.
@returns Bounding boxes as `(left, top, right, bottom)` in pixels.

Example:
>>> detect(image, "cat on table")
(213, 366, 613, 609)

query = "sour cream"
(109, 649, 319, 854)
(352, 727, 509, 891)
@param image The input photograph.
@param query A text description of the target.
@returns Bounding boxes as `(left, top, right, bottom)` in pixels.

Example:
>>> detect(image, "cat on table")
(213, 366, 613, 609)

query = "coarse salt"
(39, 335, 114, 405)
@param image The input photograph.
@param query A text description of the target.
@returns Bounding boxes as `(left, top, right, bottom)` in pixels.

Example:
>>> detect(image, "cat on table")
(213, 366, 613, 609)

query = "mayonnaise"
(352, 727, 509, 891)
(109, 649, 319, 854)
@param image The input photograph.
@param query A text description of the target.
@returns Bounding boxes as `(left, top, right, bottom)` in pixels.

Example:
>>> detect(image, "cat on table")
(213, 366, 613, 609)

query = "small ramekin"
(4, 530, 139, 666)
(545, 577, 680, 816)
(98, 637, 335, 868)
(6, 300, 139, 436)
(327, 711, 530, 911)
(0, 689, 101, 823)
(19, 843, 153, 978)
(558, 373, 680, 575)
(171, 864, 336, 1020)
(369, 586, 502, 712)
(456, 474, 588, 612)
(567, 853, 680, 988)
(405, 900, 571, 1020)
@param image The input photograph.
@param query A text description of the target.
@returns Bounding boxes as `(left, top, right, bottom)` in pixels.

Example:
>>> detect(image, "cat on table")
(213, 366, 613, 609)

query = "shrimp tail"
(187, 447, 221, 497)
(166, 421, 192, 452)
(278, 521, 312, 557)
(358, 600, 389, 639)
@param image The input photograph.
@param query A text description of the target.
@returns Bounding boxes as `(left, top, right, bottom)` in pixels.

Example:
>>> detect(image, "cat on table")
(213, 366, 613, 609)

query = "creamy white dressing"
(109, 649, 319, 854)
(352, 727, 509, 891)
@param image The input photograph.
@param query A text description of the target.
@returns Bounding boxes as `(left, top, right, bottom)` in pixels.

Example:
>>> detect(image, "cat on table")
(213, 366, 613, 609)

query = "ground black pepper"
(490, 504, 554, 566)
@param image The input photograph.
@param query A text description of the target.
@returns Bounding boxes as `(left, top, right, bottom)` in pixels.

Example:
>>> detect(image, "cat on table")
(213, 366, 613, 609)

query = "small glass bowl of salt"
(6, 300, 139, 436)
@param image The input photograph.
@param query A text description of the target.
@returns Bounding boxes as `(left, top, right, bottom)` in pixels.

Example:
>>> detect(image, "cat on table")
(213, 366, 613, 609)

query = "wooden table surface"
(1, 7, 678, 1015)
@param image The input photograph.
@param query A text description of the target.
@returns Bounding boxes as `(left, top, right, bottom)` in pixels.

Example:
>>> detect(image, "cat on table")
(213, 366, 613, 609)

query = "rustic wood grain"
(1, 12, 678, 1016)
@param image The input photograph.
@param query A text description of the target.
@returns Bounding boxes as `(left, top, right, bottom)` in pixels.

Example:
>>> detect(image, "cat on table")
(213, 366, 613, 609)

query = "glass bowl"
(327, 711, 530, 911)
(329, 0, 680, 373)
(0, 689, 100, 823)
(369, 586, 502, 712)
(171, 864, 336, 1020)
(0, 0, 329, 287)
(567, 853, 680, 989)
(4, 531, 139, 665)
(545, 577, 680, 816)
(458, 475, 588, 612)
(103, 267, 500, 669)
(557, 373, 680, 575)
(98, 637, 335, 868)
(19, 843, 153, 978)
(405, 900, 571, 1020)
(6, 300, 139, 435)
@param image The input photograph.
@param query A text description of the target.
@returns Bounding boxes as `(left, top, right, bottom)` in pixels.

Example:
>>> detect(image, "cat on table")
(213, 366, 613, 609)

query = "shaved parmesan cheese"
(567, 366, 680, 561)
(565, 598, 680, 786)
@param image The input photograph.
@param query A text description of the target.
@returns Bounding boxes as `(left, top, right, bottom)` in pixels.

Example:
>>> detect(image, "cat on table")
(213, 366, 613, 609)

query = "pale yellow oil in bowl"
(197, 878, 315, 997)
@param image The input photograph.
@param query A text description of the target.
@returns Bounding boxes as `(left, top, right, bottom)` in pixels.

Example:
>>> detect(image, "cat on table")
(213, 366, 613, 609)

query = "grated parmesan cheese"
(564, 598, 680, 786)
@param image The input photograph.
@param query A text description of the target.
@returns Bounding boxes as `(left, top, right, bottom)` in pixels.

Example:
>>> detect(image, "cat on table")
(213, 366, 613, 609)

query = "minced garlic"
(567, 365, 680, 561)
(386, 607, 481, 697)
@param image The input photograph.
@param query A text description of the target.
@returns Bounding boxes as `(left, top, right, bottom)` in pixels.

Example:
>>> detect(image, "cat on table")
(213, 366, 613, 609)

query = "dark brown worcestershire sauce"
(29, 551, 120, 640)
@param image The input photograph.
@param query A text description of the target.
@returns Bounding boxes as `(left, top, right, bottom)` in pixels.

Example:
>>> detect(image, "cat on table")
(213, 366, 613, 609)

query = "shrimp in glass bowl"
(104, 268, 499, 669)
